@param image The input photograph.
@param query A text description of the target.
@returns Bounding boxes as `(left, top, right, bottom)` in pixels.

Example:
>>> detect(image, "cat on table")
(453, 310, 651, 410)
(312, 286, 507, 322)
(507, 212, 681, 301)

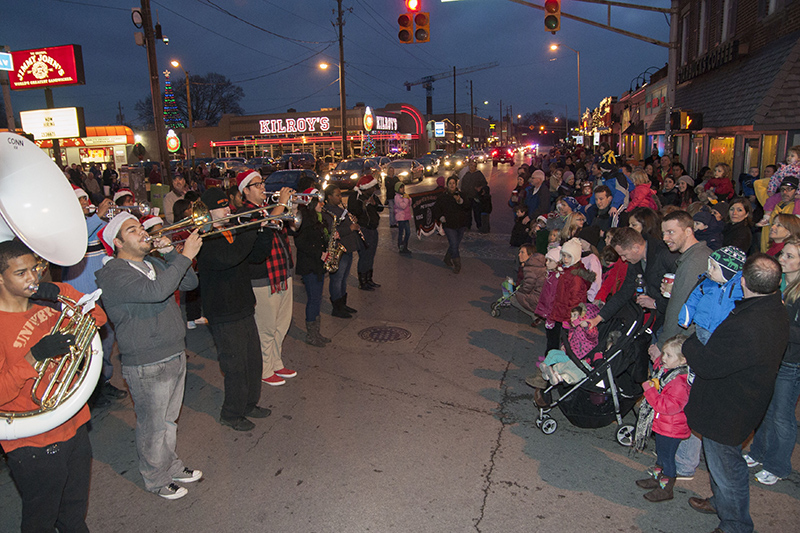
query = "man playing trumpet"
(0, 239, 107, 531)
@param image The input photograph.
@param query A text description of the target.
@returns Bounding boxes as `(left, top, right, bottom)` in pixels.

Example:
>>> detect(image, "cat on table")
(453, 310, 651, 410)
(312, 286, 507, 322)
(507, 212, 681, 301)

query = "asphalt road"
(2, 155, 798, 532)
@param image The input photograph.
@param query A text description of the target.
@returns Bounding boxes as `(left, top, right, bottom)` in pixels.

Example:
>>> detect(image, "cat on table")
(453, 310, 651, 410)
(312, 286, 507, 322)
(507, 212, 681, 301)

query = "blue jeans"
(122, 352, 187, 492)
(387, 198, 396, 225)
(703, 436, 754, 533)
(444, 226, 466, 259)
(675, 433, 703, 477)
(696, 326, 712, 345)
(99, 321, 116, 382)
(357, 227, 378, 273)
(329, 251, 353, 301)
(397, 220, 410, 249)
(654, 432, 681, 478)
(301, 272, 325, 322)
(748, 360, 800, 478)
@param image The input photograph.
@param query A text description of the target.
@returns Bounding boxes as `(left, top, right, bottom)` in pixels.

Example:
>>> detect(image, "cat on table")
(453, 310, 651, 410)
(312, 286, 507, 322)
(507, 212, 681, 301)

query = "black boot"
(366, 269, 380, 288)
(358, 272, 374, 291)
(452, 257, 462, 274)
(443, 250, 453, 267)
(343, 293, 357, 313)
(331, 297, 352, 318)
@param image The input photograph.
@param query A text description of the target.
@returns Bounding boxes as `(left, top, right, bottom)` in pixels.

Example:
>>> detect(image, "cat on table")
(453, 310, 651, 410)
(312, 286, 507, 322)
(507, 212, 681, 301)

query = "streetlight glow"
(319, 62, 330, 70)
(170, 60, 180, 68)
(550, 44, 558, 51)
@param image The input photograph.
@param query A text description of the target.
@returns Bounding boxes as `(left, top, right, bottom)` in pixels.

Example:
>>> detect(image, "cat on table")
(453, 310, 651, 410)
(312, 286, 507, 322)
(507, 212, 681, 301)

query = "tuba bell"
(0, 132, 102, 441)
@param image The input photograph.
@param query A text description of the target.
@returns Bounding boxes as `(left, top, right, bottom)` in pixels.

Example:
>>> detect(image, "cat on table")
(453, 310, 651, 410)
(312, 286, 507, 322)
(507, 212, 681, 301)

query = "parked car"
(246, 157, 277, 176)
(262, 169, 319, 193)
(491, 146, 515, 166)
(322, 158, 376, 191)
(443, 149, 473, 170)
(382, 159, 424, 183)
(213, 157, 249, 175)
(278, 152, 315, 170)
(365, 156, 391, 174)
(415, 155, 438, 176)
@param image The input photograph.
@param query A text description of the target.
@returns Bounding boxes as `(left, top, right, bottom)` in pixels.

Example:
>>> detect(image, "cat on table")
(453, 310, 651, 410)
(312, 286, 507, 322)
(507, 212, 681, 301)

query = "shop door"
(690, 136, 703, 179)
(743, 137, 760, 177)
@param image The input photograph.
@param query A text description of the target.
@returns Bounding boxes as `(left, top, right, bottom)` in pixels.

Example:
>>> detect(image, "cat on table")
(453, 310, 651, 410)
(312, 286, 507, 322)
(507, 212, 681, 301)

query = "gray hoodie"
(95, 251, 197, 366)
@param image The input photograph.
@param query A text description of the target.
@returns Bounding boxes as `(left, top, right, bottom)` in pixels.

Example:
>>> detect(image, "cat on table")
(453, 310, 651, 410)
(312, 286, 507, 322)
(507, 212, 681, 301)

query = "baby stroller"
(534, 303, 654, 447)
(490, 277, 519, 317)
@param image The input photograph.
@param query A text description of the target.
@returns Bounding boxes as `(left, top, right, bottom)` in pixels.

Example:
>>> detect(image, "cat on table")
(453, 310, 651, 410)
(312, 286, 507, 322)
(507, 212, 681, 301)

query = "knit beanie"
(711, 201, 729, 221)
(563, 196, 579, 212)
(693, 209, 716, 228)
(394, 181, 404, 193)
(709, 246, 746, 281)
(561, 238, 582, 267)
(677, 175, 695, 188)
(545, 246, 562, 263)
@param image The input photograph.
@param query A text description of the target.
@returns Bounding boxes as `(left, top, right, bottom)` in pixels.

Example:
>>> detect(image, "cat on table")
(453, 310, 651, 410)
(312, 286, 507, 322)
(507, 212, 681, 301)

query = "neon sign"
(10, 45, 85, 90)
(259, 117, 330, 134)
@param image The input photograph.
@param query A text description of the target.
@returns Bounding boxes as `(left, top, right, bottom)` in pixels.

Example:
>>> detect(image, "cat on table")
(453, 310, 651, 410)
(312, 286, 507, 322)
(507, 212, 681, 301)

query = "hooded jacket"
(549, 262, 596, 323)
(679, 271, 743, 332)
(515, 253, 547, 313)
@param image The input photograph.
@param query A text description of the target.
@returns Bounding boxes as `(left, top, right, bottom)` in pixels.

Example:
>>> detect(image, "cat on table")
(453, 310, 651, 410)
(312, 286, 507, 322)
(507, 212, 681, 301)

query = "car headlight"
(324, 174, 331, 180)
(350, 173, 359, 180)
(400, 171, 408, 176)
(456, 161, 463, 166)
(426, 166, 432, 171)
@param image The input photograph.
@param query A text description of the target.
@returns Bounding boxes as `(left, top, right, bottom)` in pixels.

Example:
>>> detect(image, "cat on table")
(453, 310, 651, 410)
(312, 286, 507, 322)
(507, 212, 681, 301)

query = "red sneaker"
(262, 374, 286, 386)
(274, 368, 297, 379)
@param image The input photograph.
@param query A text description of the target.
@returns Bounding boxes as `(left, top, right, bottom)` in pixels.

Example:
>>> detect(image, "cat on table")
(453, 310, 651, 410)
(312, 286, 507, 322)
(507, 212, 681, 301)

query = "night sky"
(4, 0, 670, 127)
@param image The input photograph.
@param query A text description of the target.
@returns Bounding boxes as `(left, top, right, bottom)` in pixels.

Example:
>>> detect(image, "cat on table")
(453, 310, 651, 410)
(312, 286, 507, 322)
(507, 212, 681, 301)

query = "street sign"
(0, 52, 12, 72)
(434, 121, 445, 137)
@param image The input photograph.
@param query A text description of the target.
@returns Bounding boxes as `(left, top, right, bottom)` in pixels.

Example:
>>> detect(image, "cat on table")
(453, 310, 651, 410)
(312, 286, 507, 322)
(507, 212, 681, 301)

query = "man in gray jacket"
(95, 213, 203, 500)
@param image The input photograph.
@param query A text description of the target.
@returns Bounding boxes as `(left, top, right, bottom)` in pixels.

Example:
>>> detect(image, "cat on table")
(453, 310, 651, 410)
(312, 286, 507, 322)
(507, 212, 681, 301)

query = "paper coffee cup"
(662, 273, 676, 298)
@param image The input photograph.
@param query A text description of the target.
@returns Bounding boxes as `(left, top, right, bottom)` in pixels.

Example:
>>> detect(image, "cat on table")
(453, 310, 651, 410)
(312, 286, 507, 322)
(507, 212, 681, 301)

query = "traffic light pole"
(337, 0, 348, 160)
(141, 0, 172, 185)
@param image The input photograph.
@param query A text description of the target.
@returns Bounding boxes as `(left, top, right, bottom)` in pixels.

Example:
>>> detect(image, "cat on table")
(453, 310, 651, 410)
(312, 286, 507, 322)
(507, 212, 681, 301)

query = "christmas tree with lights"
(162, 70, 185, 129)
(363, 131, 376, 157)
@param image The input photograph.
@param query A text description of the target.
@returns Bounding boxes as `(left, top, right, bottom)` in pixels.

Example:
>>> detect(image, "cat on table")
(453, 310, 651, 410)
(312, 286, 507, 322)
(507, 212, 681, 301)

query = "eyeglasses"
(247, 181, 265, 188)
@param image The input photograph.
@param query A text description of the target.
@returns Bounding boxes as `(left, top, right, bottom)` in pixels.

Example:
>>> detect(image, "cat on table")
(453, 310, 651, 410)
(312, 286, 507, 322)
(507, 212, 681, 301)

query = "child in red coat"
(627, 169, 658, 210)
(634, 334, 691, 503)
(703, 163, 735, 201)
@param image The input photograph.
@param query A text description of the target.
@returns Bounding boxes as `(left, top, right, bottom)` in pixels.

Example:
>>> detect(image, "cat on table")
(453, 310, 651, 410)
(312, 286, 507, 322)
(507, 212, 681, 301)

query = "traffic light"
(398, 13, 413, 44)
(544, 0, 561, 33)
(670, 111, 704, 131)
(405, 0, 420, 11)
(414, 12, 430, 43)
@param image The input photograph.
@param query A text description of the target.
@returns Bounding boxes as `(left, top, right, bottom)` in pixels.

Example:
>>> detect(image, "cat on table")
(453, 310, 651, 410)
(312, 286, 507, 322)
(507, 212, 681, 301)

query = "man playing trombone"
(95, 213, 204, 500)
(0, 239, 108, 531)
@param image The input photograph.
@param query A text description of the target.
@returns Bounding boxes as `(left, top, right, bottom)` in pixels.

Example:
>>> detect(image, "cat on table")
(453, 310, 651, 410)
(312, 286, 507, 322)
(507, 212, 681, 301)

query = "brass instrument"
(267, 190, 323, 207)
(105, 201, 151, 218)
(322, 210, 346, 273)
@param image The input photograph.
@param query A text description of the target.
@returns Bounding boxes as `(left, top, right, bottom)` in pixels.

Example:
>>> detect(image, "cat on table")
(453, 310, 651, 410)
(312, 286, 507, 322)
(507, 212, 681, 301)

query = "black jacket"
(294, 212, 327, 279)
(322, 204, 363, 253)
(722, 220, 752, 253)
(348, 192, 383, 230)
(684, 293, 789, 445)
(599, 236, 678, 332)
(433, 191, 470, 229)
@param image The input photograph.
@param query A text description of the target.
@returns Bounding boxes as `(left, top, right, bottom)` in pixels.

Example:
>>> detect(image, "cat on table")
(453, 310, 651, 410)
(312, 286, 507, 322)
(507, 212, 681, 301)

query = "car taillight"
(492, 150, 498, 156)
(507, 150, 513, 156)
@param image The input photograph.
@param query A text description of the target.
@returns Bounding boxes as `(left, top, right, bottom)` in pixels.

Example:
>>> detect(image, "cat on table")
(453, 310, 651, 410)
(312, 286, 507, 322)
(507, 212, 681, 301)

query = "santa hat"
(72, 184, 89, 200)
(356, 175, 378, 191)
(141, 215, 164, 231)
(97, 212, 137, 255)
(237, 170, 261, 194)
(113, 189, 134, 204)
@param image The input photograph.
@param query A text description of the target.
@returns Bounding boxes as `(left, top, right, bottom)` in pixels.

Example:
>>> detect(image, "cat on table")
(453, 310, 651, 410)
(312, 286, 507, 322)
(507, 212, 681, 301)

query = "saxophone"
(322, 209, 347, 273)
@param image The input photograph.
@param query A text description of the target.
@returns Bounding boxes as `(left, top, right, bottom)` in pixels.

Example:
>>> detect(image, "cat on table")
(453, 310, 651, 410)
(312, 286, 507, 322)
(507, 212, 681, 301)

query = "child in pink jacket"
(394, 182, 413, 254)
(634, 334, 691, 503)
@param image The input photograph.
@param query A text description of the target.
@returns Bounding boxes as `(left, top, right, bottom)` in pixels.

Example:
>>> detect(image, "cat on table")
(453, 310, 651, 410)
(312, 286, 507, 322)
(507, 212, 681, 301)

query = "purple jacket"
(534, 270, 559, 319)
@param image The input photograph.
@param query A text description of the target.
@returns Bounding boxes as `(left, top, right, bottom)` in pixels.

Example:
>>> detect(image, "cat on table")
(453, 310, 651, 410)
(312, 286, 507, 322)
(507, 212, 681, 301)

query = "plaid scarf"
(242, 200, 294, 294)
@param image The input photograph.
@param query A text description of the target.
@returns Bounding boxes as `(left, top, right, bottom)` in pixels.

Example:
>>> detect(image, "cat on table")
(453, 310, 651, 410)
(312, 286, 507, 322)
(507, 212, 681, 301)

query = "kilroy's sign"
(10, 45, 85, 90)
(259, 116, 330, 134)
(362, 106, 398, 132)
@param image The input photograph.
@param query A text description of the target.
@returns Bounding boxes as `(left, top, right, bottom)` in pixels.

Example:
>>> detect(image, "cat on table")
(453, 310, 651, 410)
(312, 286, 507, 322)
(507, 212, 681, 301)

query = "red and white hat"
(237, 170, 261, 194)
(356, 175, 378, 191)
(113, 188, 134, 204)
(141, 215, 164, 231)
(72, 184, 89, 200)
(97, 212, 137, 255)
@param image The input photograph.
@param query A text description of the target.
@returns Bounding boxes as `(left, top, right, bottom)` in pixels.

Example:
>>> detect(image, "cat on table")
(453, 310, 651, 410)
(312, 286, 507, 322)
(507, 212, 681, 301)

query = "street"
(1, 158, 799, 533)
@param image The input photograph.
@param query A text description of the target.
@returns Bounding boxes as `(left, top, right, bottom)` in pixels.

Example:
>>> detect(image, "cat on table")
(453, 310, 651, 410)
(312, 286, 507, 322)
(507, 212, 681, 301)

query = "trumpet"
(267, 190, 323, 207)
(105, 201, 151, 218)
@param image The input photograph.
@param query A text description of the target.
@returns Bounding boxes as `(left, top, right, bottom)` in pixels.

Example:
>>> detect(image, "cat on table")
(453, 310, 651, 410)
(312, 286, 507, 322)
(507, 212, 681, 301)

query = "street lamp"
(549, 43, 581, 134)
(170, 59, 194, 164)
(319, 61, 348, 160)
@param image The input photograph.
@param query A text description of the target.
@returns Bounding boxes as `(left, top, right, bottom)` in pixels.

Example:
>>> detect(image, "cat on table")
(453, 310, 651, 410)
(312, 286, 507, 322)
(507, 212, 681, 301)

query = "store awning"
(622, 121, 645, 135)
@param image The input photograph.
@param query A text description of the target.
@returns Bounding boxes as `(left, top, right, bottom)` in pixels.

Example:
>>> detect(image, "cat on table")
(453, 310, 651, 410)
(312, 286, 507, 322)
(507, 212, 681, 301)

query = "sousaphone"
(0, 132, 103, 440)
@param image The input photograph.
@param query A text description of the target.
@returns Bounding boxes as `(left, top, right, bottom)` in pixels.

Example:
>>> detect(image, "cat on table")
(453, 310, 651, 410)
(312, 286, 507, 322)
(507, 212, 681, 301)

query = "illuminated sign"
(20, 107, 86, 140)
(259, 116, 330, 134)
(363, 106, 397, 131)
(363, 106, 374, 131)
(166, 129, 181, 152)
(434, 122, 445, 137)
(10, 45, 85, 90)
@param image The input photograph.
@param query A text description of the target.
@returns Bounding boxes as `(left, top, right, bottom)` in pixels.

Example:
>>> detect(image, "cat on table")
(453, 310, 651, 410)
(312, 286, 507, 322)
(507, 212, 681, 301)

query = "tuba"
(0, 132, 102, 441)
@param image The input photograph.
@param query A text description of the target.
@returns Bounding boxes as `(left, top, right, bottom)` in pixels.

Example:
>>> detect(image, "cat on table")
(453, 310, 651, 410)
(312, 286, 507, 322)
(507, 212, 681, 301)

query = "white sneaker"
(755, 469, 781, 485)
(194, 317, 208, 325)
(157, 483, 188, 500)
(742, 453, 761, 468)
(187, 321, 197, 330)
(172, 468, 203, 483)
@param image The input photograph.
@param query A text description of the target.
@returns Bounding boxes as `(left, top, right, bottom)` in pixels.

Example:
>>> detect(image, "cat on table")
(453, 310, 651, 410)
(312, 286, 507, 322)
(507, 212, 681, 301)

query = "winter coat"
(644, 360, 691, 439)
(294, 213, 327, 279)
(595, 259, 628, 303)
(684, 293, 789, 446)
(549, 262, 596, 323)
(508, 185, 527, 209)
(659, 241, 712, 348)
(515, 253, 547, 313)
(704, 177, 734, 201)
(510, 217, 531, 247)
(694, 220, 724, 251)
(534, 270, 559, 319)
(784, 292, 800, 365)
(524, 185, 551, 220)
(581, 252, 603, 302)
(394, 195, 412, 222)
(722, 220, 752, 252)
(567, 303, 600, 359)
(658, 187, 679, 207)
(433, 191, 471, 229)
(627, 183, 658, 210)
(767, 162, 800, 195)
(679, 272, 743, 333)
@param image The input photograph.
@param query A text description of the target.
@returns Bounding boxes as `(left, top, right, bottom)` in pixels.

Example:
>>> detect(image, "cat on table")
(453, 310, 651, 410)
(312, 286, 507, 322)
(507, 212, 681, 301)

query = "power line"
(53, 0, 127, 11)
(249, 78, 339, 114)
(233, 44, 334, 83)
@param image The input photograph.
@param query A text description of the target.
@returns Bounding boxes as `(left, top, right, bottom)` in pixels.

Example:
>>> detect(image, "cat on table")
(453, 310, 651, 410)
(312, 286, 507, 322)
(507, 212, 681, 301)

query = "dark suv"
(278, 152, 316, 170)
(491, 146, 515, 166)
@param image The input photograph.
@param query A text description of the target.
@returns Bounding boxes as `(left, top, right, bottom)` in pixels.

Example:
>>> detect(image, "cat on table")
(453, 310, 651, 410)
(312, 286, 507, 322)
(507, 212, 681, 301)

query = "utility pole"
(664, 0, 678, 153)
(336, 0, 348, 159)
(452, 66, 456, 152)
(469, 80, 474, 148)
(117, 101, 124, 124)
(140, 0, 172, 184)
(1, 45, 14, 133)
(499, 99, 503, 144)
(43, 88, 63, 168)
(509, 104, 513, 143)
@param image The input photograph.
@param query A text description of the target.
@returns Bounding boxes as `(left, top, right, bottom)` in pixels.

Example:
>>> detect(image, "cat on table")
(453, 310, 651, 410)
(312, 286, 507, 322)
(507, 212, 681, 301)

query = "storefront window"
(708, 137, 734, 169)
(744, 138, 760, 175)
(761, 135, 778, 174)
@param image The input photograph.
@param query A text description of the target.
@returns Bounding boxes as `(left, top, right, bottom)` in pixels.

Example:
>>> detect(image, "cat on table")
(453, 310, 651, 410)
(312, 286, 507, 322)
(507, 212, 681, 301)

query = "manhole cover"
(358, 326, 412, 343)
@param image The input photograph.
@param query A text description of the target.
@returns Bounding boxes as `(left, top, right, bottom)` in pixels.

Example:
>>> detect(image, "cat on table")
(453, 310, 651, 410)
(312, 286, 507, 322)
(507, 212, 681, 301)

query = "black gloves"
(30, 333, 75, 362)
(31, 282, 60, 302)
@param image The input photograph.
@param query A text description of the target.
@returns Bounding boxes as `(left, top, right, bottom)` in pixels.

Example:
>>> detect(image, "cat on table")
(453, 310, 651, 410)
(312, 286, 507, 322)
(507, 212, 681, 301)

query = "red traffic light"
(406, 0, 420, 12)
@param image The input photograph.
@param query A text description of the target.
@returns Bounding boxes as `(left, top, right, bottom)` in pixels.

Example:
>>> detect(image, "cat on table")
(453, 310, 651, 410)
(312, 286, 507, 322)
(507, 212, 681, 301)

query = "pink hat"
(72, 184, 89, 200)
(237, 170, 261, 194)
(97, 212, 137, 255)
(113, 189, 134, 203)
(141, 215, 164, 231)
(356, 175, 378, 191)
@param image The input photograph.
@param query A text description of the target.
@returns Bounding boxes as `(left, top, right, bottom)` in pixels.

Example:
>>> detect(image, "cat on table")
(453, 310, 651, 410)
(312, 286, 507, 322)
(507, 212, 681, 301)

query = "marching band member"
(61, 185, 127, 406)
(195, 187, 274, 431)
(113, 188, 136, 208)
(0, 239, 107, 531)
(236, 171, 297, 387)
(95, 213, 203, 500)
(323, 185, 362, 318)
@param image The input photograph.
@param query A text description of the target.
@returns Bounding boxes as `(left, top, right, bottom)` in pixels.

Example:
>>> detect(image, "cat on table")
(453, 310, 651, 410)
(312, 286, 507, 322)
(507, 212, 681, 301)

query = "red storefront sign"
(10, 45, 85, 90)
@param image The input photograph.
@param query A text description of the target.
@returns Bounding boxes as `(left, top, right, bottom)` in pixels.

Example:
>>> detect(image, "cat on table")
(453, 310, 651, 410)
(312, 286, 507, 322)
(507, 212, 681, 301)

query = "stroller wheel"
(535, 417, 543, 429)
(616, 424, 635, 447)
(490, 306, 499, 317)
(541, 418, 557, 435)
